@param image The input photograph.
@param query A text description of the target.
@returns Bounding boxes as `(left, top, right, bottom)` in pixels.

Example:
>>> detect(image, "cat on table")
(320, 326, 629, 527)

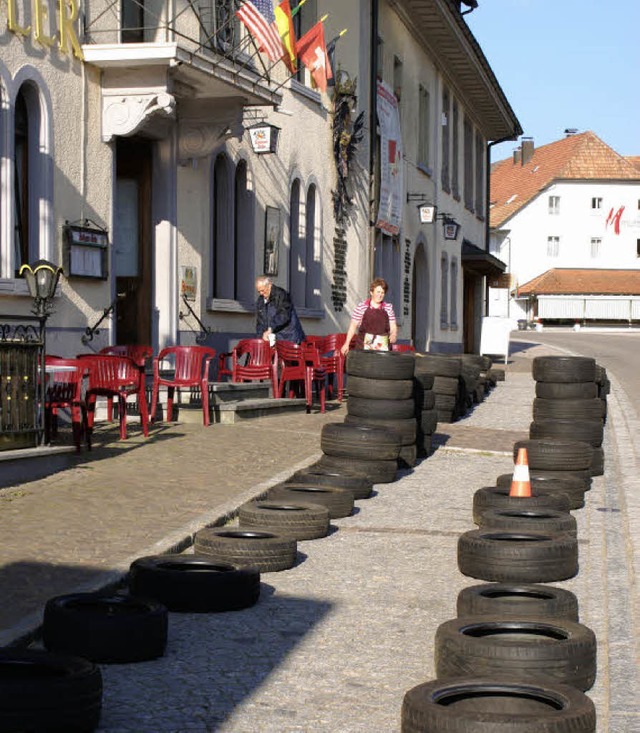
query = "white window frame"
(548, 195, 560, 215)
(591, 197, 603, 210)
(547, 236, 560, 258)
(590, 237, 601, 259)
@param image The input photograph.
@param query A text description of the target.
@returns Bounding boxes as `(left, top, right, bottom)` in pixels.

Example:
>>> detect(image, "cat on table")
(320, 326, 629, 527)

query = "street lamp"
(19, 259, 64, 318)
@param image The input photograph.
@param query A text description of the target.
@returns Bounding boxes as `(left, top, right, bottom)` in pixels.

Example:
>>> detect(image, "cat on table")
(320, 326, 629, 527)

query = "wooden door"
(114, 138, 152, 346)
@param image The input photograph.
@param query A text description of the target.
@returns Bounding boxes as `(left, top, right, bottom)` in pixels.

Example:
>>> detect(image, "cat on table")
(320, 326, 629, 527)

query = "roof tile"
(518, 268, 640, 296)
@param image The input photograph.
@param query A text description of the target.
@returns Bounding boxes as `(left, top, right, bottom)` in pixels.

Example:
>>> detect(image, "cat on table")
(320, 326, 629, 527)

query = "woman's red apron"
(354, 303, 390, 349)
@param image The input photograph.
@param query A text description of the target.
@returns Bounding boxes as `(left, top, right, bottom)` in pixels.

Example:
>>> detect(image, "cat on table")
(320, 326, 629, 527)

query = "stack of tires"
(413, 360, 436, 458)
(415, 354, 462, 423)
(342, 350, 419, 469)
(530, 355, 605, 480)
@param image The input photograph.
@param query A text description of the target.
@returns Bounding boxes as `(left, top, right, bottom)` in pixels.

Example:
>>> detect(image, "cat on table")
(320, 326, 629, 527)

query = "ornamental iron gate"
(0, 316, 45, 451)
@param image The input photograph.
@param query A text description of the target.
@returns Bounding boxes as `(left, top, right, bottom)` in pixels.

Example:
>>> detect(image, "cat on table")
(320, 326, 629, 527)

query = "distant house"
(486, 131, 640, 322)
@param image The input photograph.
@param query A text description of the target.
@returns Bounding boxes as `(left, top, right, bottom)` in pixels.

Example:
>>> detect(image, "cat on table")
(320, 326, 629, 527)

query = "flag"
(296, 21, 333, 93)
(236, 0, 283, 62)
(274, 1, 296, 72)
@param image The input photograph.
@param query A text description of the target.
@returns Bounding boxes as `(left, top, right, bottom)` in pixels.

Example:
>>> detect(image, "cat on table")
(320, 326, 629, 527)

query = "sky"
(465, 0, 639, 163)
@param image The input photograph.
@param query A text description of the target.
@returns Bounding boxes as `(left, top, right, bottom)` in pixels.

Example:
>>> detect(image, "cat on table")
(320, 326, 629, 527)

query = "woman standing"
(340, 278, 398, 355)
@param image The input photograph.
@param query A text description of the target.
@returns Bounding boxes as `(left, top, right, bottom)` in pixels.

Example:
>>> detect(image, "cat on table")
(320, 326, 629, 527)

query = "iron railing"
(0, 315, 45, 450)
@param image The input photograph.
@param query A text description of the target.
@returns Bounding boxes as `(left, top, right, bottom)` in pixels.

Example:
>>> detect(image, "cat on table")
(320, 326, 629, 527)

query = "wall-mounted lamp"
(406, 194, 461, 239)
(19, 259, 64, 318)
(442, 218, 461, 240)
(247, 122, 281, 154)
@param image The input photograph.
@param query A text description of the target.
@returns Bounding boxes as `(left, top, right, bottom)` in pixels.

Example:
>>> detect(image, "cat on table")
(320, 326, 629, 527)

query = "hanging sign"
(419, 205, 436, 224)
(180, 266, 197, 301)
(375, 80, 403, 236)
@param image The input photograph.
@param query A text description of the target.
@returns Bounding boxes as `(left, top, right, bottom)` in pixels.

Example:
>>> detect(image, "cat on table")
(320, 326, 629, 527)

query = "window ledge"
(450, 323, 459, 331)
(207, 298, 254, 314)
(417, 163, 433, 178)
(288, 79, 322, 105)
(298, 307, 324, 319)
(440, 322, 449, 330)
(0, 279, 30, 296)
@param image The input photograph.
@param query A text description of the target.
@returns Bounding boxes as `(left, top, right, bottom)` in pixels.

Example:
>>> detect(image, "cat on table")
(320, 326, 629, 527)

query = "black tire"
(42, 593, 167, 663)
(398, 443, 418, 468)
(530, 419, 603, 448)
(533, 398, 605, 422)
(420, 409, 438, 434)
(590, 446, 604, 477)
(535, 381, 598, 399)
(412, 372, 435, 390)
(487, 367, 505, 382)
(461, 353, 485, 371)
(494, 475, 584, 511)
(194, 527, 298, 572)
(128, 555, 261, 613)
(346, 350, 415, 380)
(437, 409, 456, 423)
(530, 468, 592, 492)
(458, 529, 578, 583)
(288, 465, 373, 500)
(432, 375, 459, 395)
(0, 649, 102, 733)
(532, 356, 597, 383)
(347, 395, 415, 419)
(320, 422, 401, 460)
(414, 354, 461, 377)
(344, 414, 417, 445)
(401, 677, 595, 733)
(346, 375, 414, 400)
(238, 500, 330, 540)
(477, 507, 577, 536)
(268, 483, 354, 519)
(413, 384, 435, 410)
(457, 582, 579, 621)
(434, 393, 457, 410)
(316, 453, 397, 483)
(513, 439, 593, 471)
(435, 616, 596, 691)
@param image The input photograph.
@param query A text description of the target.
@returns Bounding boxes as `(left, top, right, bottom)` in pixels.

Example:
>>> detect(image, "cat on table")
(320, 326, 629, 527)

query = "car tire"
(456, 582, 579, 621)
(238, 500, 330, 540)
(194, 527, 298, 572)
(268, 482, 355, 518)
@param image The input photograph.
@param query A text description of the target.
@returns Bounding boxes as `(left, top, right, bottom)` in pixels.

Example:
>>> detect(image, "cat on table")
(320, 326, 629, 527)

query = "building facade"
(0, 0, 519, 359)
(488, 131, 640, 322)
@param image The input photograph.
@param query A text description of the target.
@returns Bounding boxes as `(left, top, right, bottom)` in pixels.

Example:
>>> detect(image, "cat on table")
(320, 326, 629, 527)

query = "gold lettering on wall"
(6, 0, 31, 36)
(34, 0, 54, 46)
(5, 0, 84, 60)
(57, 0, 83, 59)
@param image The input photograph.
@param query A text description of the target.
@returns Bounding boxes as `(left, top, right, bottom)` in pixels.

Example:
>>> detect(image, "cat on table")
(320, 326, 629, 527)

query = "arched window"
(234, 159, 254, 303)
(305, 183, 321, 309)
(450, 257, 458, 328)
(212, 153, 232, 298)
(14, 90, 29, 275)
(289, 178, 305, 307)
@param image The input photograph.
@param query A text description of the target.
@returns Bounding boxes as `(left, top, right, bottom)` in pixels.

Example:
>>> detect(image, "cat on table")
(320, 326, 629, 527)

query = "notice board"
(480, 316, 514, 364)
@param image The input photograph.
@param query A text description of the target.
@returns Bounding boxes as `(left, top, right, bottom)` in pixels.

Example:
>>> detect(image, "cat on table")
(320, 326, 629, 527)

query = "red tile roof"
(518, 268, 640, 296)
(627, 156, 640, 171)
(490, 131, 640, 228)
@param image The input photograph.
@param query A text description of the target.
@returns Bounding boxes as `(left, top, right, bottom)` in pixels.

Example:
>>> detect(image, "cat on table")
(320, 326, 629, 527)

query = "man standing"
(255, 276, 306, 344)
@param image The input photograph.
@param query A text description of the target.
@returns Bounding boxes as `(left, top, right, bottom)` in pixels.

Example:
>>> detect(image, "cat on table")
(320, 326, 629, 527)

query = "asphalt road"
(511, 328, 640, 420)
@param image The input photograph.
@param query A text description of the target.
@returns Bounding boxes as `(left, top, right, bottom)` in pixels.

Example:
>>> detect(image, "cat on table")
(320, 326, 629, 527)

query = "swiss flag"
(296, 21, 333, 93)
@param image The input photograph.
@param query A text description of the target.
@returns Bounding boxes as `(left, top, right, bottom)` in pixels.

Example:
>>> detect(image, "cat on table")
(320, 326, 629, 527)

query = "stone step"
(205, 397, 308, 425)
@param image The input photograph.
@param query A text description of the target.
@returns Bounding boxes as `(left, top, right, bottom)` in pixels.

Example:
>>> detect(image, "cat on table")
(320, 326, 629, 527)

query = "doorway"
(411, 242, 429, 352)
(114, 138, 152, 346)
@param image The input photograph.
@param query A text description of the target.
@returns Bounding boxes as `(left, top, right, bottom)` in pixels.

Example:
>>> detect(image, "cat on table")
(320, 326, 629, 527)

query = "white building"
(488, 131, 640, 322)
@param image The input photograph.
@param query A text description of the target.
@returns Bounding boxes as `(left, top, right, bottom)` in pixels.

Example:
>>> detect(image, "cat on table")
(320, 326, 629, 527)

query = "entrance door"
(411, 242, 429, 352)
(114, 138, 152, 346)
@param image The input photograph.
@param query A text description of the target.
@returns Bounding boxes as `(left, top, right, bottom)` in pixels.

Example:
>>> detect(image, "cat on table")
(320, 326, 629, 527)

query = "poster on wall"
(375, 80, 404, 236)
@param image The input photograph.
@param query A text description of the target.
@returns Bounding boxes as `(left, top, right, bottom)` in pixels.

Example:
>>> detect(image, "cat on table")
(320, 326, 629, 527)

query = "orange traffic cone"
(510, 447, 532, 497)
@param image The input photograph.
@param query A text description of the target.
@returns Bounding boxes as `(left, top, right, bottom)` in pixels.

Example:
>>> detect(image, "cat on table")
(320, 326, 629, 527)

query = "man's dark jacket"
(256, 284, 306, 343)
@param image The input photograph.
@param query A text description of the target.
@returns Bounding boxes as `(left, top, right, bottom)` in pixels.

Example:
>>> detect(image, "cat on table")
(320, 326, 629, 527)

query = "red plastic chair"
(78, 354, 150, 440)
(217, 351, 233, 381)
(275, 341, 306, 399)
(306, 333, 347, 401)
(99, 346, 153, 422)
(231, 339, 278, 396)
(391, 343, 416, 352)
(44, 356, 90, 452)
(150, 346, 216, 426)
(301, 342, 327, 414)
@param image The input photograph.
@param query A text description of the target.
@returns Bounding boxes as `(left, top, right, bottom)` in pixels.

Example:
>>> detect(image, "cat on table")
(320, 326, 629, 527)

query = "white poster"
(375, 80, 404, 236)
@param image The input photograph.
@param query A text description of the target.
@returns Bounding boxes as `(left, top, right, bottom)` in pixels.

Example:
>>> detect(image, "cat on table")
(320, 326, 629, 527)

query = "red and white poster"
(375, 80, 403, 236)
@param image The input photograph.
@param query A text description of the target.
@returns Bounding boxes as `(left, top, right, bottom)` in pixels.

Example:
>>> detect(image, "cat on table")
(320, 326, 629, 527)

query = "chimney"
(564, 128, 578, 136)
(521, 137, 535, 165)
(513, 147, 521, 165)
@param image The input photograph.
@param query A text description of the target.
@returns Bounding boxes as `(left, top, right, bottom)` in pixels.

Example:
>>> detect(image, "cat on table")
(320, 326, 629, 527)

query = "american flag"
(236, 0, 284, 62)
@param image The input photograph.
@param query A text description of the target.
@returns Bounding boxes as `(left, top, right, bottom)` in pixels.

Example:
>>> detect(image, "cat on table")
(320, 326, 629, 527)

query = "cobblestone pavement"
(3, 338, 639, 731)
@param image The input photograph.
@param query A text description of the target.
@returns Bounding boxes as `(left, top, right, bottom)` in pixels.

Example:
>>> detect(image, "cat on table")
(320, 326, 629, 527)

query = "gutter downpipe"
(368, 0, 379, 281)
(484, 132, 519, 315)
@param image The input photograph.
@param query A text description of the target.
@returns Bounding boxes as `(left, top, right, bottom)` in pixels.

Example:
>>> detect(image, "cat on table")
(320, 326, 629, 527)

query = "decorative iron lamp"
(442, 219, 461, 240)
(19, 259, 63, 317)
(247, 122, 281, 154)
